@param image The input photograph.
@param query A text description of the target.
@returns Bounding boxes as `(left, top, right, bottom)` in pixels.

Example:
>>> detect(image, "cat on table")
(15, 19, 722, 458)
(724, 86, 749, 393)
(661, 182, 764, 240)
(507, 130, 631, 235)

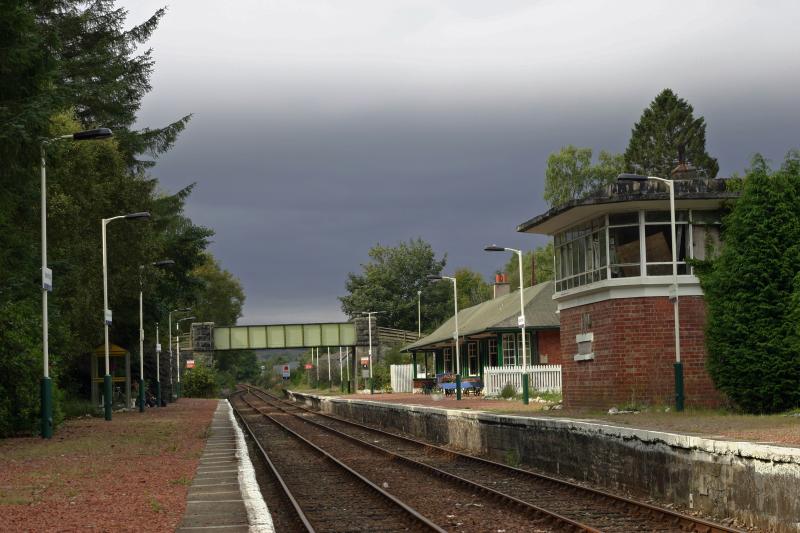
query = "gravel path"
(0, 399, 218, 532)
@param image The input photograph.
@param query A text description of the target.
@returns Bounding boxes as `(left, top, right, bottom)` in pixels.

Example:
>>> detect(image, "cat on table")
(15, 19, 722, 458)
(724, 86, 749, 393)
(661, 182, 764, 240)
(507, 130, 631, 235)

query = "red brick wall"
(559, 296, 724, 410)
(537, 330, 561, 365)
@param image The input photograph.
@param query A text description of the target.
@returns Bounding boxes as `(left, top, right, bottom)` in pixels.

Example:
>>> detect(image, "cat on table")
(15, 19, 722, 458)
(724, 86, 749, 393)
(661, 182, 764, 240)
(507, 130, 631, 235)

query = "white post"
(339, 346, 343, 384)
(668, 181, 680, 365)
(368, 315, 373, 380)
(315, 347, 319, 382)
(155, 323, 160, 386)
(168, 312, 173, 390)
(176, 322, 181, 390)
(517, 250, 527, 372)
(327, 347, 331, 386)
(139, 286, 144, 382)
(450, 277, 460, 376)
(417, 290, 422, 338)
(102, 220, 110, 378)
(41, 146, 48, 380)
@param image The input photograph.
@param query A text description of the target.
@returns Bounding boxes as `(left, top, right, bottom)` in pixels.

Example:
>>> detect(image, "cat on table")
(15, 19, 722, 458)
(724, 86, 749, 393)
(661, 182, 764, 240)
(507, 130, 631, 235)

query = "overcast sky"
(124, 0, 800, 325)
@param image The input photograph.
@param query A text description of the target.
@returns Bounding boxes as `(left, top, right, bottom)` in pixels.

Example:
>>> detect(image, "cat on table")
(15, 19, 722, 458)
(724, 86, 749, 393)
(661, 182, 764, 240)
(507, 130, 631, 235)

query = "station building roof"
(403, 280, 558, 352)
(516, 178, 740, 236)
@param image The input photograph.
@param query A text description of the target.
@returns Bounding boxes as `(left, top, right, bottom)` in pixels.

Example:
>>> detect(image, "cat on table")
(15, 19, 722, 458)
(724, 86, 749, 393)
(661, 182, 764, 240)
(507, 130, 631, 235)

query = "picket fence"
(390, 364, 414, 393)
(483, 365, 562, 396)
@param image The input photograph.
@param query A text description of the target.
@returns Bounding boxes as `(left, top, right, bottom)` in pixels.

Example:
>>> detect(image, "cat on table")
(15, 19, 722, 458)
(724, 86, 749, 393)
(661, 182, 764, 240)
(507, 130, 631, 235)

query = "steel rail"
(233, 390, 445, 533)
(229, 389, 314, 532)
(251, 386, 744, 533)
(243, 386, 600, 533)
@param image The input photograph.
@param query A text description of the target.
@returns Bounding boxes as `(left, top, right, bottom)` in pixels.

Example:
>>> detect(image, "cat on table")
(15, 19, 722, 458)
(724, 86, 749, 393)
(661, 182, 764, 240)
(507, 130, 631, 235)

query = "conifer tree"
(624, 89, 719, 179)
(699, 151, 800, 413)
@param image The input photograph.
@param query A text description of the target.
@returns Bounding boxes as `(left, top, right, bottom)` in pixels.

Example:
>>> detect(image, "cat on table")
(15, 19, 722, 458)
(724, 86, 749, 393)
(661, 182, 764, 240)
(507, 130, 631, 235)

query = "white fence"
(390, 364, 414, 393)
(483, 365, 562, 396)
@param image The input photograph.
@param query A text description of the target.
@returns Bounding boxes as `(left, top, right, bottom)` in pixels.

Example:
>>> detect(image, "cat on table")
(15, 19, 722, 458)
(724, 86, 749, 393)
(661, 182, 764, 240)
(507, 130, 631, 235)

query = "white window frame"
(502, 333, 516, 366)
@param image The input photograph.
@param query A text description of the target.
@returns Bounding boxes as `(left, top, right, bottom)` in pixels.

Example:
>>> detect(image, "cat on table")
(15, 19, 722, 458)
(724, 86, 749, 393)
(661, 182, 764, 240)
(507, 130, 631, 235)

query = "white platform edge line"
(225, 399, 275, 533)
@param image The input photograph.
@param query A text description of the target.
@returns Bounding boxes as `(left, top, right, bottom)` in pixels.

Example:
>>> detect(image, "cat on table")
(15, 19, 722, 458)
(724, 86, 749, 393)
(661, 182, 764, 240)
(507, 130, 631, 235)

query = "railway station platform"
(178, 400, 273, 533)
(285, 389, 800, 531)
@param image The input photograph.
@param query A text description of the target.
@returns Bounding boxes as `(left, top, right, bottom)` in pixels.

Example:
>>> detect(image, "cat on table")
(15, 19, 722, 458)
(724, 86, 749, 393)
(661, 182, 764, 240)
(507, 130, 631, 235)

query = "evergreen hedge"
(698, 151, 800, 413)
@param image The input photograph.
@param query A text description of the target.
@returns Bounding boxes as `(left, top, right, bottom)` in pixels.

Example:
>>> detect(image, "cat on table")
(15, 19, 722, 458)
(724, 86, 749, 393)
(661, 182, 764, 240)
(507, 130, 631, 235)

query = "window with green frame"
(443, 347, 453, 373)
(488, 339, 499, 366)
(467, 342, 478, 375)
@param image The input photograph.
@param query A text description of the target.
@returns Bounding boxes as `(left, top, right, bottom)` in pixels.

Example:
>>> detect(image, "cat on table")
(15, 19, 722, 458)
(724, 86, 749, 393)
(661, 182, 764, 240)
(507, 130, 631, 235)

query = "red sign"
(360, 357, 369, 366)
(186, 359, 195, 369)
(304, 363, 314, 369)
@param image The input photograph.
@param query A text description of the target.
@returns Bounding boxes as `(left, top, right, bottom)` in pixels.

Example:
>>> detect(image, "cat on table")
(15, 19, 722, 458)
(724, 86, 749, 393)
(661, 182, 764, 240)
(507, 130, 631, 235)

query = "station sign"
(42, 267, 53, 292)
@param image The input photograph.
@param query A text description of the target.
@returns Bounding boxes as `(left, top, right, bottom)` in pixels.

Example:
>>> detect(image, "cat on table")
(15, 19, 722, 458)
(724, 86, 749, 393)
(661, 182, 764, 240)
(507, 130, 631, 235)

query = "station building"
(404, 278, 561, 385)
(516, 174, 740, 409)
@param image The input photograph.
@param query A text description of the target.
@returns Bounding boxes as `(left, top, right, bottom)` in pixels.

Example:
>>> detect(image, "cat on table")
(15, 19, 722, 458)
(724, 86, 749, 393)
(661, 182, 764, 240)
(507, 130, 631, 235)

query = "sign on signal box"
(282, 365, 290, 379)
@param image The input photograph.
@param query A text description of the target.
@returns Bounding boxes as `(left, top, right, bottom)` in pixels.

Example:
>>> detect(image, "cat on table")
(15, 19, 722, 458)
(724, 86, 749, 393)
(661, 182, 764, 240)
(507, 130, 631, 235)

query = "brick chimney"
(493, 273, 511, 299)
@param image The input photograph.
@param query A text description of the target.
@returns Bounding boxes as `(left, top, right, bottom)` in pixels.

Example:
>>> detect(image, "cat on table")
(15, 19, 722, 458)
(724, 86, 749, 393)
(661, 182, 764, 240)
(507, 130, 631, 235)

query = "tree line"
(0, 2, 246, 435)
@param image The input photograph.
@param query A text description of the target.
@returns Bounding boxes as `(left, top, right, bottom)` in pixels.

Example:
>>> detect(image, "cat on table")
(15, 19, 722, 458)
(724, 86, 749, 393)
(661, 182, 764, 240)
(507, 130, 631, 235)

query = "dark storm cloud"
(125, 0, 800, 323)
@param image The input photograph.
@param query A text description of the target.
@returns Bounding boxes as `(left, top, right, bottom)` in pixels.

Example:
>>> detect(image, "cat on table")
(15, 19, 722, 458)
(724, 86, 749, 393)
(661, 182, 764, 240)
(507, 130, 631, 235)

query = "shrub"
(183, 364, 218, 398)
(500, 382, 517, 399)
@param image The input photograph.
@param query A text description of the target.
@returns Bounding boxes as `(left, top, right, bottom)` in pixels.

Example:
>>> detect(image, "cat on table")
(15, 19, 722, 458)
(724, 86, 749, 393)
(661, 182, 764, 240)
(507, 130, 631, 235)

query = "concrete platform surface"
(177, 400, 274, 533)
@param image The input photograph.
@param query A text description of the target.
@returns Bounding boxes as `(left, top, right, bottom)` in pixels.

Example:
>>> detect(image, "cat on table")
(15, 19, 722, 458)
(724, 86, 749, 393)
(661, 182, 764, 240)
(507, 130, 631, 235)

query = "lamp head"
(124, 211, 151, 220)
(483, 245, 506, 252)
(426, 275, 443, 282)
(152, 260, 175, 268)
(72, 128, 113, 141)
(617, 173, 648, 182)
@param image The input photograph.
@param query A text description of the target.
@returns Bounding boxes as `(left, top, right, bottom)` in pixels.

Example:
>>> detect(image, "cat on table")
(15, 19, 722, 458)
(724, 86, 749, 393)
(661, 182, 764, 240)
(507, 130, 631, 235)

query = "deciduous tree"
(544, 146, 624, 207)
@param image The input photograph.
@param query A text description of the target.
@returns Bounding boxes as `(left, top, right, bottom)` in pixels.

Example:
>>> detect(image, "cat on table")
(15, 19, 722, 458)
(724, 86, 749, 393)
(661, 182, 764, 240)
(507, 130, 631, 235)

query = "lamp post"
(101, 211, 150, 421)
(427, 274, 462, 400)
(155, 322, 162, 406)
(168, 307, 191, 402)
(417, 290, 422, 338)
(485, 245, 530, 404)
(39, 128, 112, 438)
(176, 316, 196, 399)
(361, 311, 382, 394)
(618, 173, 684, 411)
(138, 260, 174, 412)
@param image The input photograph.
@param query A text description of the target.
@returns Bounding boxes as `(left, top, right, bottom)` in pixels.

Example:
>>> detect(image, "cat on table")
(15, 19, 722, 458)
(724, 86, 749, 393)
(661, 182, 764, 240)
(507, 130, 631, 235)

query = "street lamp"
(618, 173, 684, 411)
(485, 245, 530, 404)
(155, 322, 162, 407)
(39, 127, 112, 438)
(360, 311, 383, 394)
(137, 260, 174, 412)
(101, 211, 150, 421)
(427, 274, 462, 400)
(417, 290, 422, 338)
(168, 307, 191, 402)
(176, 315, 196, 398)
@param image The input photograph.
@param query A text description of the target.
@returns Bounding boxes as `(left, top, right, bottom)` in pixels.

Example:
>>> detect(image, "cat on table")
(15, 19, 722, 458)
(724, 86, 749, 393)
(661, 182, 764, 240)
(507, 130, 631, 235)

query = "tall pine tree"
(698, 151, 800, 413)
(624, 89, 719, 179)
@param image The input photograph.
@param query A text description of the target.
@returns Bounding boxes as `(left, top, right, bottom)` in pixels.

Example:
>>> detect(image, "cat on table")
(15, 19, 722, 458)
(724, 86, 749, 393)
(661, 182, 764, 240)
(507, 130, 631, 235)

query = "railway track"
(233, 388, 598, 532)
(242, 385, 743, 533)
(231, 392, 444, 532)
